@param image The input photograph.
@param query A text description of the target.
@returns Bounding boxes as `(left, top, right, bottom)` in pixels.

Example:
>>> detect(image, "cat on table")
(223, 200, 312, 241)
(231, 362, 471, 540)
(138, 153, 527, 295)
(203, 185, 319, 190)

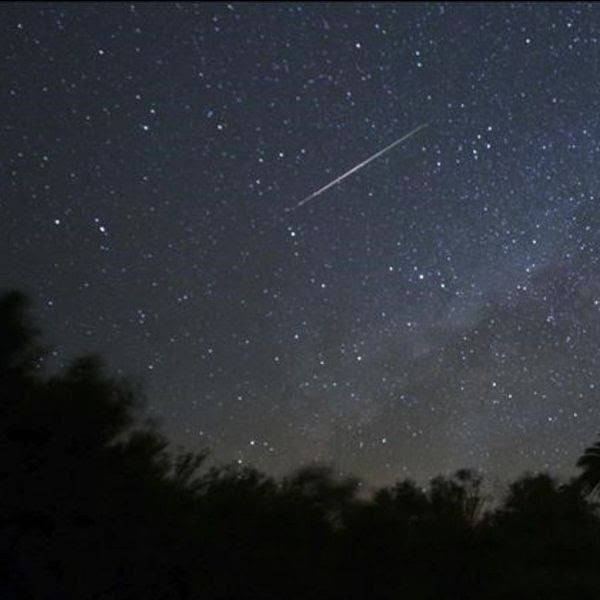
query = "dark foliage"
(2, 289, 600, 599)
(576, 437, 600, 498)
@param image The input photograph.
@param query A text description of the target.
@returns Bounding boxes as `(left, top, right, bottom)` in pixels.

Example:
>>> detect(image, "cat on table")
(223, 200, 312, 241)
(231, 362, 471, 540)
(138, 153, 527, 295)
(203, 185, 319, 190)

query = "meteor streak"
(289, 123, 428, 211)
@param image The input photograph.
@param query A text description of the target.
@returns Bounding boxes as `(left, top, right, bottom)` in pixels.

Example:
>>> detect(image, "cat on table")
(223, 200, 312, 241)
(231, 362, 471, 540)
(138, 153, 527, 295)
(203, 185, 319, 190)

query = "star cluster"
(3, 2, 600, 486)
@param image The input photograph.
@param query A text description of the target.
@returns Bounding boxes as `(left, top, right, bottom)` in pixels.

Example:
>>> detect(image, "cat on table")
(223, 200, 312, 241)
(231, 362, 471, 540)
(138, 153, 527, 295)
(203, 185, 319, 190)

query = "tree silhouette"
(0, 290, 44, 378)
(0, 290, 209, 599)
(479, 473, 600, 599)
(3, 288, 600, 600)
(576, 436, 600, 497)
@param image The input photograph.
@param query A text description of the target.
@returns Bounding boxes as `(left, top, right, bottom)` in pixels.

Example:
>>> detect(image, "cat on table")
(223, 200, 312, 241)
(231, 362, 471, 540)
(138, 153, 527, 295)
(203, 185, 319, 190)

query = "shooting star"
(288, 122, 428, 211)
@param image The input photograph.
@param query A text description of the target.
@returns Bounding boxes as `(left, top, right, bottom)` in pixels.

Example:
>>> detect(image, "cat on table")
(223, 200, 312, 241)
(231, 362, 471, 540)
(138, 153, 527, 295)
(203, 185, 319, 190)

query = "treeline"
(2, 289, 600, 599)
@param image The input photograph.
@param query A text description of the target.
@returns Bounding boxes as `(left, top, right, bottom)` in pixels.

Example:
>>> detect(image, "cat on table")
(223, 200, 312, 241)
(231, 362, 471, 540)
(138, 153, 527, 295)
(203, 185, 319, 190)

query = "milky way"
(3, 2, 600, 488)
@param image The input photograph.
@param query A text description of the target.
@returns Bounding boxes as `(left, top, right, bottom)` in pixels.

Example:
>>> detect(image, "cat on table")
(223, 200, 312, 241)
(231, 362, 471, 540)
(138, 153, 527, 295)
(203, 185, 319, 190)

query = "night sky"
(4, 2, 600, 488)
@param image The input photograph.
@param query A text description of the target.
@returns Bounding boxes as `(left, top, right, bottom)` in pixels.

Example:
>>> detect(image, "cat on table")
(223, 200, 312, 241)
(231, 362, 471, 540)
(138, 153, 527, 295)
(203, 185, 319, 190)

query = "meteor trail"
(289, 122, 428, 211)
